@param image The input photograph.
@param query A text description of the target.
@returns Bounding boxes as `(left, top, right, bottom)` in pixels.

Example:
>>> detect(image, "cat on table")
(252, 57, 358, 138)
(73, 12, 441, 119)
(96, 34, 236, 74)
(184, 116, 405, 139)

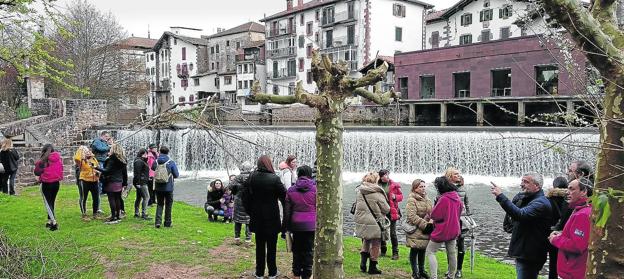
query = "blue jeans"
(515, 259, 545, 279)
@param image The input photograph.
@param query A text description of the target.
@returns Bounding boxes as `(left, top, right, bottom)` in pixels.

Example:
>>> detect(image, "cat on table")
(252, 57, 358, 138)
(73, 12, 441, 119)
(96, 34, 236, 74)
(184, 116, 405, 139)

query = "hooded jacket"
(97, 154, 128, 187)
(151, 154, 179, 192)
(354, 182, 391, 240)
(147, 150, 158, 178)
(243, 164, 286, 235)
(381, 179, 403, 221)
(283, 176, 317, 232)
(496, 189, 553, 263)
(35, 152, 64, 183)
(405, 192, 433, 249)
(0, 148, 19, 173)
(430, 191, 463, 242)
(206, 184, 225, 208)
(230, 169, 252, 224)
(551, 200, 591, 279)
(76, 155, 99, 182)
(133, 157, 150, 186)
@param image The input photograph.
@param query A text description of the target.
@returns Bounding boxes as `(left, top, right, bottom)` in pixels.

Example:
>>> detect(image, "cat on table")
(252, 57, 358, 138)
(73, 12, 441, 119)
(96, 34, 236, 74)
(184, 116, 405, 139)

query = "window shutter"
(508, 7, 513, 16)
(499, 8, 503, 18)
(402, 6, 406, 17)
(480, 10, 484, 22)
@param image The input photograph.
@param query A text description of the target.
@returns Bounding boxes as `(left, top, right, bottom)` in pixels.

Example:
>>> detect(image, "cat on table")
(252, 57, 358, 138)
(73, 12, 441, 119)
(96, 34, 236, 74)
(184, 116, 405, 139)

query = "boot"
(391, 250, 399, 260)
(359, 252, 369, 272)
(419, 270, 430, 279)
(368, 260, 382, 275)
(380, 244, 387, 257)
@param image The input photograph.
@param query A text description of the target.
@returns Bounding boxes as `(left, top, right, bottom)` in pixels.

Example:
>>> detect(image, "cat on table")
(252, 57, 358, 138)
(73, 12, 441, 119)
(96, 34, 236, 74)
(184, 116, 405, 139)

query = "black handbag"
(422, 223, 435, 235)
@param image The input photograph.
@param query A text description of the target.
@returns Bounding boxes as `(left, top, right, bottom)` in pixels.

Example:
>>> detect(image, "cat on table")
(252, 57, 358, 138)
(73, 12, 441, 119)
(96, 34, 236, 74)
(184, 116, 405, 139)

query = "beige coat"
(405, 192, 433, 249)
(354, 182, 391, 240)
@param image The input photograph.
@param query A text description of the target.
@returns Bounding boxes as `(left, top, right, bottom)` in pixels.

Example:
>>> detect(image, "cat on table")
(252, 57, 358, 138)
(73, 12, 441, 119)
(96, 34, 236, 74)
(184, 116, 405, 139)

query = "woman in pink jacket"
(426, 176, 463, 279)
(34, 144, 64, 231)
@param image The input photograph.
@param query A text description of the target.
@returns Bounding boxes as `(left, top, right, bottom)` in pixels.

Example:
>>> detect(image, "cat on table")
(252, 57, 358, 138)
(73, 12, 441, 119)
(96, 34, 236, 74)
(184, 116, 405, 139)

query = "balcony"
(236, 53, 261, 62)
(319, 44, 358, 71)
(268, 24, 296, 38)
(321, 10, 358, 27)
(322, 36, 358, 49)
(266, 46, 297, 59)
(267, 68, 296, 80)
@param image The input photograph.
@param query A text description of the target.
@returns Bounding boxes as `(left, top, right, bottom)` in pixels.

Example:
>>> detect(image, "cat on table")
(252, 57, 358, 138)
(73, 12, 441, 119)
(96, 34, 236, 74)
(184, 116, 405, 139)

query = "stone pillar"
(476, 102, 484, 126)
(566, 100, 575, 116)
(26, 76, 45, 108)
(517, 101, 525, 126)
(408, 104, 416, 124)
(440, 103, 447, 126)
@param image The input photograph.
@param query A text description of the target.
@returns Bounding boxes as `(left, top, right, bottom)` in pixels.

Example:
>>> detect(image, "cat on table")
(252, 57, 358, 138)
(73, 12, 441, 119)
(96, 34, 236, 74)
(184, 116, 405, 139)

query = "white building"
(424, 0, 543, 49)
(261, 0, 433, 96)
(236, 42, 266, 113)
(149, 27, 209, 114)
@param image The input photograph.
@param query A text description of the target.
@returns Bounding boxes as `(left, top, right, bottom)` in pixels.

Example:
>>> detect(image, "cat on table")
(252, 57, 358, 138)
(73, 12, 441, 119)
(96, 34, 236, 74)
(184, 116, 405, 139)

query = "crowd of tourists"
(2, 130, 594, 279)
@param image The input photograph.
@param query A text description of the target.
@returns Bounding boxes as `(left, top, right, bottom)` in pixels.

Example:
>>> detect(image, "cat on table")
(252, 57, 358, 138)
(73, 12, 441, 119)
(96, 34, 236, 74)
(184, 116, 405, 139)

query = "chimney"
(298, 0, 304, 7)
(287, 0, 293, 11)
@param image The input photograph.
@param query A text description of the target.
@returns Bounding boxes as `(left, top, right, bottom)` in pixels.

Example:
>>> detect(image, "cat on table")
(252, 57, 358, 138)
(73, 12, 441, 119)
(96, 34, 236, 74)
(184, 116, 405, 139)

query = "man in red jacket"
(549, 178, 593, 279)
(378, 169, 403, 260)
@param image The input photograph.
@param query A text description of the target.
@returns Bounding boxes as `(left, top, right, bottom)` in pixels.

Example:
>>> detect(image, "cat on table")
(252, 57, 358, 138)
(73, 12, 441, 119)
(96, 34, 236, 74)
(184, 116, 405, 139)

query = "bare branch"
(251, 80, 327, 108)
(352, 87, 398, 106)
(342, 61, 388, 89)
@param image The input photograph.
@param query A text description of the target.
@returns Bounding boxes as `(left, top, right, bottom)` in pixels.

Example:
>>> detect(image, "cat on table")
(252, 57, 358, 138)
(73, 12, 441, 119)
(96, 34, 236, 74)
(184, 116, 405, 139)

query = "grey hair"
(239, 161, 254, 172)
(523, 172, 544, 188)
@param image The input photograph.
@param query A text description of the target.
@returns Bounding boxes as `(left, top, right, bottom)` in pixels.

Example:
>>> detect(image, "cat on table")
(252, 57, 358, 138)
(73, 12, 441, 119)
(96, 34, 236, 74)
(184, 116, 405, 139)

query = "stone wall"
(0, 101, 16, 122)
(0, 115, 50, 138)
(31, 98, 64, 118)
(14, 146, 76, 186)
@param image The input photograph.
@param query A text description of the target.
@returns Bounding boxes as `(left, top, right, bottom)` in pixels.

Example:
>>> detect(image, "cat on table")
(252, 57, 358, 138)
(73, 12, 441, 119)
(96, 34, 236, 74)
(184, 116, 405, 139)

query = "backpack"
(154, 160, 171, 184)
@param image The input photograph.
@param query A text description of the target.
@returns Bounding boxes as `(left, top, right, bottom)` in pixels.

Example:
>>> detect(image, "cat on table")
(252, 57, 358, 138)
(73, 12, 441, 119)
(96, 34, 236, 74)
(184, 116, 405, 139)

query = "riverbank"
(0, 185, 516, 278)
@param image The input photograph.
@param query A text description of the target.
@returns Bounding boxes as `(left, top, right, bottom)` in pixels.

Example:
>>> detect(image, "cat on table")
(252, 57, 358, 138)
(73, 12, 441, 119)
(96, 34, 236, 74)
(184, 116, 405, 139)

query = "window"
(178, 96, 185, 103)
(500, 5, 513, 18)
(306, 22, 313, 36)
(288, 17, 295, 33)
(189, 95, 195, 102)
(237, 65, 242, 74)
(272, 61, 278, 78)
(299, 58, 304, 72)
(459, 34, 472, 45)
(216, 44, 220, 53)
(273, 85, 279, 95)
(244, 80, 248, 89)
(150, 54, 154, 61)
(395, 27, 403, 42)
(306, 44, 313, 57)
(398, 77, 408, 99)
(299, 35, 305, 48)
(453, 72, 471, 97)
(238, 80, 243, 89)
(461, 14, 472, 26)
(315, 9, 320, 21)
(226, 40, 230, 47)
(236, 42, 241, 49)
(181, 47, 186, 60)
(536, 65, 559, 95)
(300, 14, 304, 25)
(420, 76, 435, 99)
(325, 30, 333, 48)
(146, 68, 150, 75)
(393, 3, 406, 17)
(480, 9, 493, 22)
(307, 70, 313, 84)
(491, 69, 511, 96)
(211, 63, 215, 70)
(211, 47, 215, 54)
(431, 31, 440, 48)
(189, 63, 194, 71)
(500, 27, 511, 39)
(174, 38, 177, 45)
(287, 59, 296, 77)
(181, 79, 188, 88)
(315, 32, 319, 43)
(151, 67, 155, 75)
(348, 1, 355, 19)
(214, 77, 220, 88)
(322, 6, 335, 25)
(194, 78, 200, 86)
(481, 30, 491, 42)
(217, 62, 220, 70)
(347, 25, 355, 45)
(224, 76, 232, 85)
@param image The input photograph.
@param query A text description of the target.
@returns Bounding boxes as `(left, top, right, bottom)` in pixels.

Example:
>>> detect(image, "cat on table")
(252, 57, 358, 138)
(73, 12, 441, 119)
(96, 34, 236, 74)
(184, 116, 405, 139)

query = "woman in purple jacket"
(426, 176, 463, 279)
(283, 165, 316, 279)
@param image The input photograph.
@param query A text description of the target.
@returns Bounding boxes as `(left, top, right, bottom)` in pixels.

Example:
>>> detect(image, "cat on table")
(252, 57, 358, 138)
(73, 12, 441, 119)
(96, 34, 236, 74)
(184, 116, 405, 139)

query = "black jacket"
(0, 148, 20, 173)
(229, 170, 252, 224)
(97, 155, 128, 186)
(496, 189, 553, 263)
(206, 185, 225, 208)
(132, 157, 149, 186)
(547, 187, 570, 231)
(243, 167, 286, 235)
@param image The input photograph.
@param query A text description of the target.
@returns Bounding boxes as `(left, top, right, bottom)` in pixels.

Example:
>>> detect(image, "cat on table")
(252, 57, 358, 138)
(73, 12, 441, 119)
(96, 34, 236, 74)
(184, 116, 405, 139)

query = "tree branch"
(251, 80, 327, 108)
(342, 61, 388, 89)
(352, 86, 398, 106)
(541, 0, 624, 72)
(311, 50, 330, 91)
(590, 0, 624, 48)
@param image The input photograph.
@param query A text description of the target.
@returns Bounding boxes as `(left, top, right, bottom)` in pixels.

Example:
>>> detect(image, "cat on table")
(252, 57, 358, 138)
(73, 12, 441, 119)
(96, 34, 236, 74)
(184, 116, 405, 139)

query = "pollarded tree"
(540, 0, 624, 277)
(252, 51, 397, 279)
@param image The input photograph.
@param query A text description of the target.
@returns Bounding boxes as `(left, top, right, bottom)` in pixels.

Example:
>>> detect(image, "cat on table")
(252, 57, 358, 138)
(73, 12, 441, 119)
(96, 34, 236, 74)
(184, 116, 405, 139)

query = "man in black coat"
(491, 172, 553, 279)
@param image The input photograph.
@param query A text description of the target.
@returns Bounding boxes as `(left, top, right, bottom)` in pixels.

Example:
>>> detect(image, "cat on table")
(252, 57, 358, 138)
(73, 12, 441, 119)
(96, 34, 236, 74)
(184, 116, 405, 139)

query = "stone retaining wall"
(14, 146, 77, 187)
(267, 104, 409, 124)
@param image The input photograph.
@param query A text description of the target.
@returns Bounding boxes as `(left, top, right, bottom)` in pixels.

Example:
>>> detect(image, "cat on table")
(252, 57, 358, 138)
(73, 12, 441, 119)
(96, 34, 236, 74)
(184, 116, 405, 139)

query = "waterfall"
(113, 128, 598, 178)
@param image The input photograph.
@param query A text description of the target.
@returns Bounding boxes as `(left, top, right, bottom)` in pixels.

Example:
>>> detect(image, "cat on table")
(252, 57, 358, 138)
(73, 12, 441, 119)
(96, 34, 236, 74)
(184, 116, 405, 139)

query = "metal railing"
(268, 68, 296, 79)
(266, 46, 297, 59)
(321, 10, 357, 26)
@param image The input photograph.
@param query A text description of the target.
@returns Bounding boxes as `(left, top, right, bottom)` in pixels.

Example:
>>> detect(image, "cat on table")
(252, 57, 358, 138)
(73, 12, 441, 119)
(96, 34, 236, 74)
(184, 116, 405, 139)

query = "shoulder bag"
(362, 193, 391, 241)
(401, 218, 418, 234)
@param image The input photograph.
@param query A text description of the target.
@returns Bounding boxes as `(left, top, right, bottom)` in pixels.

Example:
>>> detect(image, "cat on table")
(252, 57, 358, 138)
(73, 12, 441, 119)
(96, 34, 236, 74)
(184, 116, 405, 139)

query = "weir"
(113, 127, 598, 178)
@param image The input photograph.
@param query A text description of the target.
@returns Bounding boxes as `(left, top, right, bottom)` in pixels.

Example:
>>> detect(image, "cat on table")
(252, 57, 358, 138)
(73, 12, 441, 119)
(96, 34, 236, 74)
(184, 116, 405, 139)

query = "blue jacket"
(151, 154, 179, 192)
(496, 189, 553, 263)
(91, 138, 110, 163)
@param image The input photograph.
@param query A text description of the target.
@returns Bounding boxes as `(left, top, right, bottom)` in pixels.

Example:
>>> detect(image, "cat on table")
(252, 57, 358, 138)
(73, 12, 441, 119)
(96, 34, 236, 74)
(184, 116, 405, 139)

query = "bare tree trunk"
(313, 111, 345, 278)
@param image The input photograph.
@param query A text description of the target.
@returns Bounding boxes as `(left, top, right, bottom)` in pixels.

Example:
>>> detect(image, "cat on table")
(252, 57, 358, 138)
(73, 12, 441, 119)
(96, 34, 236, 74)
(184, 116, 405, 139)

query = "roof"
(359, 55, 395, 73)
(245, 41, 265, 49)
(114, 37, 158, 50)
(427, 0, 529, 23)
(206, 22, 265, 39)
(153, 32, 208, 50)
(262, 0, 433, 22)
(169, 26, 202, 31)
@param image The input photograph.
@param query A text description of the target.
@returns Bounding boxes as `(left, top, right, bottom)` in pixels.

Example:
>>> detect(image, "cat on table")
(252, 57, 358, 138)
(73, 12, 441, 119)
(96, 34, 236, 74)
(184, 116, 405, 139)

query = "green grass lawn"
(0, 185, 516, 278)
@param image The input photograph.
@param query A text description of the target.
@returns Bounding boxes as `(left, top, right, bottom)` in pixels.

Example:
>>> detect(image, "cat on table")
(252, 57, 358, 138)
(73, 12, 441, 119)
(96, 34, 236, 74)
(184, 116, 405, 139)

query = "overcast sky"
(55, 0, 458, 38)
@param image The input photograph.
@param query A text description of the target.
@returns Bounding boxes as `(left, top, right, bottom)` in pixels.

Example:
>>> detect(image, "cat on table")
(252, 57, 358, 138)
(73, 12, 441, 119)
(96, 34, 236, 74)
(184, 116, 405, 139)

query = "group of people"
(32, 131, 180, 230)
(354, 168, 470, 279)
(491, 161, 594, 279)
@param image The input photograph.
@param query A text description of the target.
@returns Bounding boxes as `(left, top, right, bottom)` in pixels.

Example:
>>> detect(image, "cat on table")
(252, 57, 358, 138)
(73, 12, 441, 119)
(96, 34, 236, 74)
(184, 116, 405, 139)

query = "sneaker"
(120, 211, 127, 218)
(268, 271, 280, 279)
(234, 237, 241, 244)
(141, 215, 152, 220)
(134, 213, 140, 218)
(104, 218, 120, 224)
(97, 209, 104, 214)
(245, 239, 252, 243)
(45, 222, 51, 228)
(455, 270, 463, 278)
(155, 223, 161, 228)
(49, 223, 58, 231)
